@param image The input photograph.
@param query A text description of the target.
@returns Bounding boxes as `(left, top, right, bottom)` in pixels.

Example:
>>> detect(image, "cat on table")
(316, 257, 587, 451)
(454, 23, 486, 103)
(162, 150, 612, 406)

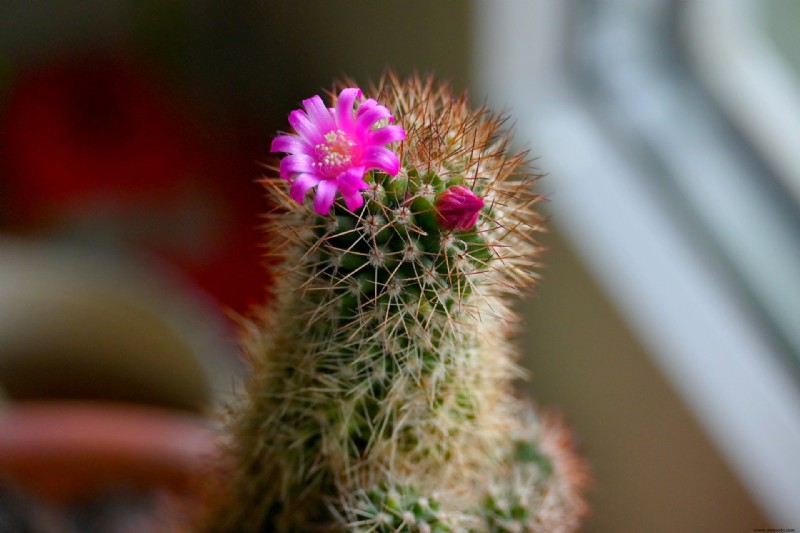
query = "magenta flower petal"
(436, 185, 485, 231)
(362, 146, 400, 176)
(369, 125, 406, 145)
(337, 166, 368, 191)
(302, 95, 335, 135)
(336, 88, 361, 132)
(271, 135, 313, 156)
(356, 104, 393, 131)
(280, 154, 316, 179)
(288, 109, 323, 144)
(375, 125, 406, 144)
(289, 173, 321, 203)
(271, 88, 406, 215)
(314, 179, 338, 215)
(357, 98, 379, 118)
(340, 187, 365, 211)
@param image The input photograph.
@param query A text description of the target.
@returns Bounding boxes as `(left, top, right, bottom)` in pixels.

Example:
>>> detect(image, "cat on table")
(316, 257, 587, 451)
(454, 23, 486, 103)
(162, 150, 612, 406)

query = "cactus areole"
(204, 74, 589, 532)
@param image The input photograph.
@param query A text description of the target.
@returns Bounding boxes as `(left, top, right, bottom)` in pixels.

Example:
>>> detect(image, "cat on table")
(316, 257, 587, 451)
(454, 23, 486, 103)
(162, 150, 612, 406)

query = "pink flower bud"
(436, 185, 484, 231)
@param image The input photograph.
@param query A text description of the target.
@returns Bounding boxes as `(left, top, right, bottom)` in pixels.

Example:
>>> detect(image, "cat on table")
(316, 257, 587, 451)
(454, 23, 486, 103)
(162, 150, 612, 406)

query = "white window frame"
(474, 0, 800, 525)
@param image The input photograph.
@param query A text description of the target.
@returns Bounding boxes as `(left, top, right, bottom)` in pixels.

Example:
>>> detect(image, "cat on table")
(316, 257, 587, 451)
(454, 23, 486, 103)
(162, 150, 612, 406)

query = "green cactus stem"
(199, 74, 589, 532)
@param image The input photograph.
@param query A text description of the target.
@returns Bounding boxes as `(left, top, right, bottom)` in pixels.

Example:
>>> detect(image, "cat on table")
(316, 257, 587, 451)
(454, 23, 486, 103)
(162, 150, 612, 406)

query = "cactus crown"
(205, 73, 588, 533)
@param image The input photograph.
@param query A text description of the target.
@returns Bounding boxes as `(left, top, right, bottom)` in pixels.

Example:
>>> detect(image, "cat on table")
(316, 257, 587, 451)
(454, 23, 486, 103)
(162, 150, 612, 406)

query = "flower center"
(314, 129, 356, 177)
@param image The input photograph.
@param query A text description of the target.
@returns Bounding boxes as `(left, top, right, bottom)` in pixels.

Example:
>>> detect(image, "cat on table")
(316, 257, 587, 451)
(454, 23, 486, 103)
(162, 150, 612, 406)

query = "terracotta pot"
(0, 401, 217, 505)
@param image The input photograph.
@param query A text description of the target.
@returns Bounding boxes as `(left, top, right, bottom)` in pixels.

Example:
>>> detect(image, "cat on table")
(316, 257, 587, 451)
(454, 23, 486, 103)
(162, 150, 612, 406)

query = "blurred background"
(0, 1, 798, 531)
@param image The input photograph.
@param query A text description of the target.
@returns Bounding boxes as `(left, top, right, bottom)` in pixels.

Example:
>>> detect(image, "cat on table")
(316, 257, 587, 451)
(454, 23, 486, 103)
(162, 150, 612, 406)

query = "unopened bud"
(435, 185, 484, 231)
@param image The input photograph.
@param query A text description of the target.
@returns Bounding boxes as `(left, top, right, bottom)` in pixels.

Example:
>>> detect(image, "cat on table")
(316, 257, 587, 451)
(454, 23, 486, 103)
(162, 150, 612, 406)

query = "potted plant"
(0, 242, 232, 532)
(194, 74, 590, 532)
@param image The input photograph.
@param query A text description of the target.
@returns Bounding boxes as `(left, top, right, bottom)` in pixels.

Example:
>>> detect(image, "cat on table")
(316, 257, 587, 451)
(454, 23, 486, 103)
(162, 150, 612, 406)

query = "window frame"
(474, 0, 800, 525)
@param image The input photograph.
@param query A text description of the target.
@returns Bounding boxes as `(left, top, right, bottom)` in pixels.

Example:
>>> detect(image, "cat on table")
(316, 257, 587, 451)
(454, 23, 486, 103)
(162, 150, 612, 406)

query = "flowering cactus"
(200, 74, 589, 532)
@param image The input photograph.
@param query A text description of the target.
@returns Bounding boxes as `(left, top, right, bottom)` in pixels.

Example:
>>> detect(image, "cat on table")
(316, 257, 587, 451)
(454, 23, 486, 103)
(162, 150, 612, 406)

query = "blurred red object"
(3, 55, 188, 217)
(0, 401, 216, 504)
(1, 54, 266, 315)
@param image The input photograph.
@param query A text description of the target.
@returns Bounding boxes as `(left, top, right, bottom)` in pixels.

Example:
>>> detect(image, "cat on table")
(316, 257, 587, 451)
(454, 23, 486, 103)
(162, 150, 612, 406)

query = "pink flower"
(436, 185, 485, 231)
(270, 88, 406, 215)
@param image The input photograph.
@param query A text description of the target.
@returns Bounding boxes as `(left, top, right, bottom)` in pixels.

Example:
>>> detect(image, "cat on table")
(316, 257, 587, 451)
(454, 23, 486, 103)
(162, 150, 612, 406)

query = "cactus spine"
(204, 74, 588, 532)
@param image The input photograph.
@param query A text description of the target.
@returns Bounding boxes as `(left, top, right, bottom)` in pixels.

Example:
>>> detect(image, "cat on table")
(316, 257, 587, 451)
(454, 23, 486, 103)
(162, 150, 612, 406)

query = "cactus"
(201, 74, 589, 532)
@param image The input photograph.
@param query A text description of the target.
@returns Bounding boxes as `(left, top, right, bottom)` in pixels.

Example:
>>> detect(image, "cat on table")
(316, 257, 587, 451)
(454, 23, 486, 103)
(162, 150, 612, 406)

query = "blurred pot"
(0, 401, 218, 532)
(0, 240, 233, 530)
(0, 401, 215, 503)
(0, 239, 242, 412)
